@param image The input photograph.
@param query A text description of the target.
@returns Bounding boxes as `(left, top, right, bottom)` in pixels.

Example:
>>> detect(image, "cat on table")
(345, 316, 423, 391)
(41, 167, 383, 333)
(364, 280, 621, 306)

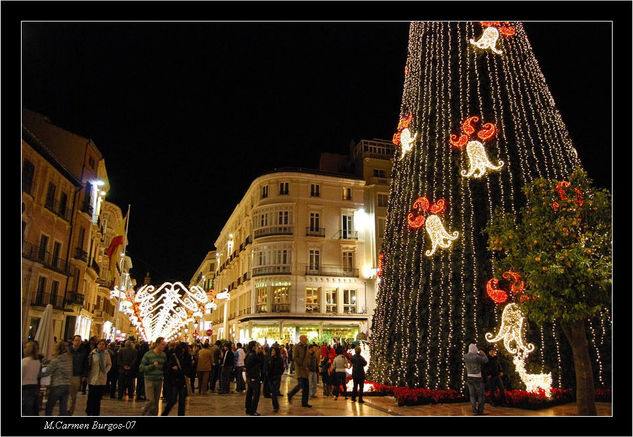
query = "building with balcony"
(22, 109, 131, 342)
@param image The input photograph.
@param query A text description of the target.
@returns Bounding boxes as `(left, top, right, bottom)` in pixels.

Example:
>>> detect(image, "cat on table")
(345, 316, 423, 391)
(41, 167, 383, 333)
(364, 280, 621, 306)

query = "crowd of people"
(22, 334, 368, 417)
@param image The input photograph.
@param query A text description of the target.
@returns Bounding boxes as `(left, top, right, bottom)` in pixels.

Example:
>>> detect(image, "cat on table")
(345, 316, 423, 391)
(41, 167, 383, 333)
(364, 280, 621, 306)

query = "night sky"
(22, 21, 612, 285)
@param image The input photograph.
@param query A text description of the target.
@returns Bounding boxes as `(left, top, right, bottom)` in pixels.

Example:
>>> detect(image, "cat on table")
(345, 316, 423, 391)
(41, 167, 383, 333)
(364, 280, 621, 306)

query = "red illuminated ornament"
(404, 65, 409, 75)
(477, 122, 497, 141)
(487, 271, 529, 304)
(486, 278, 508, 304)
(480, 21, 501, 28)
(551, 181, 583, 210)
(392, 132, 401, 145)
(407, 196, 431, 229)
(397, 113, 413, 131)
(499, 22, 516, 38)
(377, 252, 384, 278)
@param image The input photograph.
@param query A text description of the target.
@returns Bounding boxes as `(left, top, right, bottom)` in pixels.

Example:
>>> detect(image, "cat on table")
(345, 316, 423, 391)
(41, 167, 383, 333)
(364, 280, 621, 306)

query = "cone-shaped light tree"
(369, 21, 610, 391)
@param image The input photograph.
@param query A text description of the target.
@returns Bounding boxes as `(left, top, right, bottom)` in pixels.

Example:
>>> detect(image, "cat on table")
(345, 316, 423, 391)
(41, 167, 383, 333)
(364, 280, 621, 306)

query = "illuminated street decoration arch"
(114, 282, 208, 342)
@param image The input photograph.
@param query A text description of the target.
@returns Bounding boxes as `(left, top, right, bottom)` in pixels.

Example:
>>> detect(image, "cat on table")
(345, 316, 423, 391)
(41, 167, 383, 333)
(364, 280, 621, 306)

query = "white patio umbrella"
(34, 304, 55, 362)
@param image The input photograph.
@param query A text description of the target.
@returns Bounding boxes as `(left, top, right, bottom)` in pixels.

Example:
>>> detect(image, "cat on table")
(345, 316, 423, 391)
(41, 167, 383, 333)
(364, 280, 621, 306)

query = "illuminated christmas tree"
(369, 22, 610, 391)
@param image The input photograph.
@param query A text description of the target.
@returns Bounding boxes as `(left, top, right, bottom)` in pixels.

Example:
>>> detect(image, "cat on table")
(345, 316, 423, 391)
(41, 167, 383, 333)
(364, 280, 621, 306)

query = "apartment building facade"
(22, 109, 131, 342)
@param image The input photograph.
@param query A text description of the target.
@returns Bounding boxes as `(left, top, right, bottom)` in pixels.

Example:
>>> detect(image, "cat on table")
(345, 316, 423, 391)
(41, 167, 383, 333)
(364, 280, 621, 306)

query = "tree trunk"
(561, 320, 597, 416)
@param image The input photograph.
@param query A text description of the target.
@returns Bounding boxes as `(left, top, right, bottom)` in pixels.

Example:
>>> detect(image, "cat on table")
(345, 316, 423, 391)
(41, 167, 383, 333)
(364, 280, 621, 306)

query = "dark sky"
(22, 21, 612, 285)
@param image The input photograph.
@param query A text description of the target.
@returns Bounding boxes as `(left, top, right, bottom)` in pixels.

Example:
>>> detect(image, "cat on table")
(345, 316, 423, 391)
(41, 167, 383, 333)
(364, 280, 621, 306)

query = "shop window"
(256, 287, 268, 313)
(272, 285, 289, 312)
(305, 288, 320, 313)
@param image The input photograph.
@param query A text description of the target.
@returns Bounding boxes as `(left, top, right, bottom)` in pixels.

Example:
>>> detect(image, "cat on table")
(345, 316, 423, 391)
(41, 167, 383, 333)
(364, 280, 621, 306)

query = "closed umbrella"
(34, 304, 54, 362)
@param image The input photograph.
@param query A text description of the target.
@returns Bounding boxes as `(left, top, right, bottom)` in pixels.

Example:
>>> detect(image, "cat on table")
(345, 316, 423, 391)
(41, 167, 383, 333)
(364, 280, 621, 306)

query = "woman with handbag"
(161, 342, 192, 416)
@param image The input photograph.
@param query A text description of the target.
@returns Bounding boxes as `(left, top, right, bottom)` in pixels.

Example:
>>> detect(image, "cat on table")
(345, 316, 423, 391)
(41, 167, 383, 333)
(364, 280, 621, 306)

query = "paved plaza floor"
(60, 374, 610, 417)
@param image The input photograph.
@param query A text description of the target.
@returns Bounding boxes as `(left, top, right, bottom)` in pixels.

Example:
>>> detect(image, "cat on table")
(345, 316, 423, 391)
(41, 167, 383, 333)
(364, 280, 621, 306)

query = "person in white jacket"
(85, 340, 112, 416)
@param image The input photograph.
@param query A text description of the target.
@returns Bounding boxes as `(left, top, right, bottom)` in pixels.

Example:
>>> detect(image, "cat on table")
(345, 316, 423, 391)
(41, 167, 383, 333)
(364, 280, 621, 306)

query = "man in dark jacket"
(209, 340, 222, 392)
(485, 348, 507, 406)
(244, 341, 265, 416)
(350, 345, 367, 403)
(218, 342, 234, 394)
(287, 335, 311, 407)
(135, 341, 149, 400)
(117, 339, 138, 400)
(69, 335, 89, 415)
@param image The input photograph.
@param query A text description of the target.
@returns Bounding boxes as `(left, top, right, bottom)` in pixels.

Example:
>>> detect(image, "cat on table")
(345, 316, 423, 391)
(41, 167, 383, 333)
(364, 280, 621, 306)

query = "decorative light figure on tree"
(450, 116, 504, 178)
(485, 272, 552, 395)
(393, 113, 417, 160)
(470, 22, 515, 55)
(408, 197, 459, 256)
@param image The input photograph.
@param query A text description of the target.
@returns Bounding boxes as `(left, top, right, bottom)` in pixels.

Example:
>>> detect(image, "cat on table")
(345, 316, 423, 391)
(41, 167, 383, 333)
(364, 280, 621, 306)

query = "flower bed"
(353, 383, 612, 409)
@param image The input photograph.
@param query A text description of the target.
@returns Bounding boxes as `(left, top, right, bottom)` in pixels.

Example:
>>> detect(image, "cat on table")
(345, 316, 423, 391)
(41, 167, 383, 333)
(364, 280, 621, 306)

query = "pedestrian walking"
(86, 340, 112, 416)
(464, 343, 489, 415)
(308, 344, 319, 398)
(485, 348, 507, 406)
(105, 342, 118, 398)
(330, 346, 348, 400)
(279, 344, 288, 373)
(68, 335, 89, 415)
(287, 335, 311, 408)
(287, 344, 294, 374)
(349, 346, 367, 403)
(139, 337, 167, 416)
(135, 341, 149, 400)
(42, 341, 73, 416)
(196, 343, 213, 395)
(22, 341, 42, 416)
(209, 340, 222, 392)
(319, 353, 331, 396)
(218, 342, 234, 394)
(244, 341, 265, 416)
(188, 344, 198, 394)
(264, 345, 284, 412)
(234, 343, 246, 393)
(161, 342, 192, 416)
(117, 339, 138, 400)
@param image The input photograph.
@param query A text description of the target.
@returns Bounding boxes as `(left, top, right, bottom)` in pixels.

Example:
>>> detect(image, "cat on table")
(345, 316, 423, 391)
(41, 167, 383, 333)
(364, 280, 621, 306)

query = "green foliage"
(485, 168, 611, 325)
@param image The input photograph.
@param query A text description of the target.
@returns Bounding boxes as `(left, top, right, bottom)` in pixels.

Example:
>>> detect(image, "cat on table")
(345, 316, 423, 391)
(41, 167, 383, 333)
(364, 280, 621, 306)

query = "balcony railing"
(337, 230, 359, 240)
(304, 264, 359, 278)
(65, 292, 85, 306)
(44, 198, 72, 221)
(80, 203, 94, 216)
(22, 241, 68, 274)
(272, 304, 290, 313)
(89, 260, 100, 275)
(31, 292, 65, 309)
(368, 176, 390, 186)
(252, 265, 291, 277)
(306, 227, 325, 237)
(254, 225, 293, 239)
(74, 248, 88, 263)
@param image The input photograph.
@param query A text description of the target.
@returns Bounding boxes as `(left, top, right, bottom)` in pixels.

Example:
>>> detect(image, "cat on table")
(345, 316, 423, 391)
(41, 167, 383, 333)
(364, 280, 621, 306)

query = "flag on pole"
(107, 212, 128, 278)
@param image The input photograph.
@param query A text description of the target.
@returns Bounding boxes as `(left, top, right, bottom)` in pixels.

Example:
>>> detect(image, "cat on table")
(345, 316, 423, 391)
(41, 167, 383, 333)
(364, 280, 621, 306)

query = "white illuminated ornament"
(486, 303, 552, 395)
(399, 128, 418, 159)
(461, 141, 504, 178)
(132, 282, 208, 342)
(424, 215, 459, 257)
(470, 26, 503, 54)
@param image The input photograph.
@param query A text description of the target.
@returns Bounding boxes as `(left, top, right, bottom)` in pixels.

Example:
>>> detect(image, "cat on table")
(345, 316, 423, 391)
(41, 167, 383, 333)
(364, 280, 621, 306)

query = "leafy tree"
(486, 168, 611, 415)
